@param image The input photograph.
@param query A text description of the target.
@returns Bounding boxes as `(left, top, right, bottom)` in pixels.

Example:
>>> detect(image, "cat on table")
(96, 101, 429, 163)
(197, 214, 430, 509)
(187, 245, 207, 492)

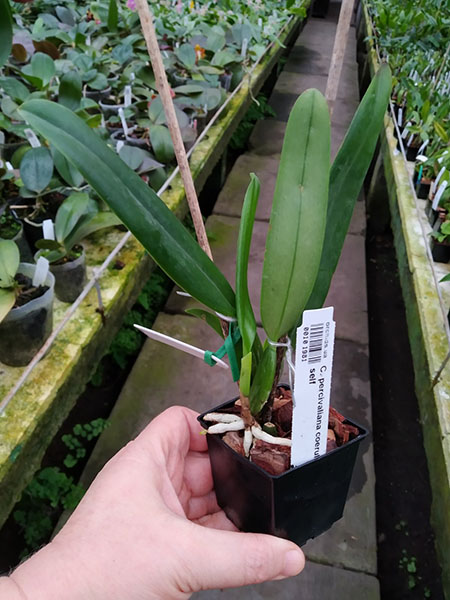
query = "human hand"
(6, 406, 304, 599)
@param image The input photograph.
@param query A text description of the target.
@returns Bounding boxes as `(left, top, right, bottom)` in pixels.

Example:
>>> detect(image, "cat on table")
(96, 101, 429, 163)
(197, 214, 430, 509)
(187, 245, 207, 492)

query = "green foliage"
(62, 418, 109, 468)
(0, 0, 12, 70)
(20, 146, 54, 194)
(230, 94, 276, 150)
(20, 99, 236, 318)
(13, 418, 109, 558)
(261, 89, 330, 342)
(0, 239, 20, 323)
(304, 64, 392, 314)
(14, 467, 85, 555)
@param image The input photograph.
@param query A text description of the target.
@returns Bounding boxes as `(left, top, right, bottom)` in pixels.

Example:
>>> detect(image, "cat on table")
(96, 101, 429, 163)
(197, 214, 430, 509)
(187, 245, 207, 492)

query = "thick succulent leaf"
(19, 100, 236, 316)
(260, 89, 330, 341)
(249, 343, 276, 415)
(20, 146, 54, 193)
(0, 239, 20, 288)
(305, 65, 392, 313)
(51, 146, 84, 188)
(236, 173, 259, 356)
(65, 212, 122, 250)
(150, 125, 175, 163)
(185, 308, 224, 339)
(107, 0, 118, 32)
(0, 0, 12, 70)
(54, 192, 90, 244)
(59, 71, 82, 111)
(0, 289, 15, 324)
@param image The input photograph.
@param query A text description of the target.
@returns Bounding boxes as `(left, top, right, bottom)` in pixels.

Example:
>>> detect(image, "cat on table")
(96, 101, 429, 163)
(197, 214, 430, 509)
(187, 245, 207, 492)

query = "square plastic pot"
(199, 399, 367, 547)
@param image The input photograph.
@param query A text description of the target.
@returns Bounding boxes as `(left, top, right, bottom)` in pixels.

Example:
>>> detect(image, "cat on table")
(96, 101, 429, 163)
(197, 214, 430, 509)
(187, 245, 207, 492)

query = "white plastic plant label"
(32, 256, 49, 287)
(432, 180, 448, 211)
(291, 307, 336, 467)
(241, 38, 248, 57)
(432, 166, 446, 195)
(124, 85, 132, 107)
(42, 219, 55, 240)
(24, 128, 41, 148)
(397, 107, 403, 128)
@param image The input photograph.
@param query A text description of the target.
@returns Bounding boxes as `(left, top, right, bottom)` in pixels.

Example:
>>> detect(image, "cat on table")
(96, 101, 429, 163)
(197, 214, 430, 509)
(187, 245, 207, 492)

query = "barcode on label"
(308, 323, 324, 364)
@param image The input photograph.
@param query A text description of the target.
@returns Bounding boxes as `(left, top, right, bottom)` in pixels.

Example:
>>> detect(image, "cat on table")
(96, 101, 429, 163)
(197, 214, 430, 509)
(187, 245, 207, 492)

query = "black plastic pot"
(406, 145, 419, 162)
(431, 239, 450, 263)
(50, 250, 87, 303)
(199, 398, 368, 546)
(0, 263, 55, 366)
(416, 179, 432, 199)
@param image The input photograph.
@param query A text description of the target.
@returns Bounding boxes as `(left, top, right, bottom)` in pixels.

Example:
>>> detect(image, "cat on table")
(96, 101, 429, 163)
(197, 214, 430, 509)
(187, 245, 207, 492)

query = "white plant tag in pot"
(42, 219, 55, 240)
(24, 129, 41, 148)
(291, 307, 336, 467)
(32, 256, 50, 287)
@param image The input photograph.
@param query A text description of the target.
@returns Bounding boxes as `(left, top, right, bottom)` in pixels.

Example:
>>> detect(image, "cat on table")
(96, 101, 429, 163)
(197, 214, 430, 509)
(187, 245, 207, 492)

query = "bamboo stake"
(325, 0, 356, 118)
(135, 0, 213, 260)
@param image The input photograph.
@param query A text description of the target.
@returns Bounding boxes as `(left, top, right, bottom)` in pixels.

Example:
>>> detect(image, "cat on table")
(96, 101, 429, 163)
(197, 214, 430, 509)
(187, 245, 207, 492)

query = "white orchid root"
(207, 419, 245, 434)
(251, 425, 292, 447)
(203, 412, 242, 424)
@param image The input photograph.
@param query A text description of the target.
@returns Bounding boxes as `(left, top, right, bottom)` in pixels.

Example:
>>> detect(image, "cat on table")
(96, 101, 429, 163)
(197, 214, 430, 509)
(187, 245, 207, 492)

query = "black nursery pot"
(431, 239, 450, 264)
(199, 399, 368, 547)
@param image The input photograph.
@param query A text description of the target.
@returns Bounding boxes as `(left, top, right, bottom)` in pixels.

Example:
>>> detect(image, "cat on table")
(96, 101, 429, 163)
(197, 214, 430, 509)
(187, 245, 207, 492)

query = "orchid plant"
(19, 65, 392, 440)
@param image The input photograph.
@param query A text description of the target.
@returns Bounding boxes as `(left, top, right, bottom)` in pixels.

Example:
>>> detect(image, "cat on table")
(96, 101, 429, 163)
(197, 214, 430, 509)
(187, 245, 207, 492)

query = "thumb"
(183, 524, 305, 592)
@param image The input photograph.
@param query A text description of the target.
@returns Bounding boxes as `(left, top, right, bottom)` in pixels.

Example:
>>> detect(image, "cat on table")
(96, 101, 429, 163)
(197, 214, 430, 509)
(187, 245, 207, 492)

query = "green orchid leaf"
(0, 77, 29, 103)
(31, 52, 56, 88)
(19, 100, 235, 316)
(107, 0, 118, 32)
(55, 192, 91, 244)
(185, 308, 224, 339)
(19, 146, 54, 194)
(51, 146, 84, 188)
(59, 71, 82, 111)
(150, 125, 175, 163)
(119, 145, 146, 171)
(35, 239, 61, 251)
(65, 211, 122, 250)
(0, 289, 16, 324)
(304, 65, 392, 314)
(260, 89, 330, 342)
(0, 0, 12, 70)
(175, 43, 196, 69)
(249, 343, 277, 415)
(236, 173, 259, 356)
(0, 239, 19, 288)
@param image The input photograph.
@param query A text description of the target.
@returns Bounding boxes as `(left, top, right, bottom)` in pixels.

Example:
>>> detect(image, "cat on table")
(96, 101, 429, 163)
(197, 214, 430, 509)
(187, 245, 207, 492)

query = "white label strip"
(134, 324, 229, 369)
(432, 180, 448, 211)
(32, 257, 49, 287)
(432, 166, 446, 194)
(292, 307, 336, 468)
(42, 219, 55, 240)
(118, 107, 129, 136)
(397, 107, 403, 128)
(241, 38, 248, 57)
(24, 129, 41, 148)
(124, 85, 132, 107)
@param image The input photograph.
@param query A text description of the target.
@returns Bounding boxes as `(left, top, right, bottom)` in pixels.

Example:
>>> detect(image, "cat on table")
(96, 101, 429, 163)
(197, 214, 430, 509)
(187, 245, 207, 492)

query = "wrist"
(0, 576, 26, 600)
(8, 541, 87, 600)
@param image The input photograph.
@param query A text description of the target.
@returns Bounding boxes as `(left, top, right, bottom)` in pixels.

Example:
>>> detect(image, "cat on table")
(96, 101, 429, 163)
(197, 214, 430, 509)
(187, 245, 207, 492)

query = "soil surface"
(13, 273, 48, 308)
(366, 224, 444, 599)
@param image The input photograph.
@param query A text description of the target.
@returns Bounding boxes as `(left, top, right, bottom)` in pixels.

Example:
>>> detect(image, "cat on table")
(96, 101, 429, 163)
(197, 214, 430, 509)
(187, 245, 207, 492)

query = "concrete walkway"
(79, 4, 379, 597)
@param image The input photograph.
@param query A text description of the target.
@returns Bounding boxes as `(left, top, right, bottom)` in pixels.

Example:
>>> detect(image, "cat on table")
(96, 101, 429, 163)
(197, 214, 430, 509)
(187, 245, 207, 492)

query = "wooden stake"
(135, 0, 213, 260)
(325, 0, 356, 118)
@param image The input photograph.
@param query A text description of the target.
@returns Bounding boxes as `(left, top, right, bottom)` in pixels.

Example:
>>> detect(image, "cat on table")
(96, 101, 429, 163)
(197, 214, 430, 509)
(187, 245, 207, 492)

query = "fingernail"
(282, 550, 304, 577)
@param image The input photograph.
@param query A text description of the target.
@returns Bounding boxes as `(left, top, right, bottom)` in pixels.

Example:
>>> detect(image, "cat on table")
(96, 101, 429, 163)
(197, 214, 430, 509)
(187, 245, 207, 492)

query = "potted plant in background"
(20, 64, 391, 545)
(35, 192, 122, 303)
(0, 239, 55, 366)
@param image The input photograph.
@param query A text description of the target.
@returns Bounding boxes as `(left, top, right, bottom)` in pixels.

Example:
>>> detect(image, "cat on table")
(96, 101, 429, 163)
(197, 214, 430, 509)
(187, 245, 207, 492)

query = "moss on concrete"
(361, 6, 450, 595)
